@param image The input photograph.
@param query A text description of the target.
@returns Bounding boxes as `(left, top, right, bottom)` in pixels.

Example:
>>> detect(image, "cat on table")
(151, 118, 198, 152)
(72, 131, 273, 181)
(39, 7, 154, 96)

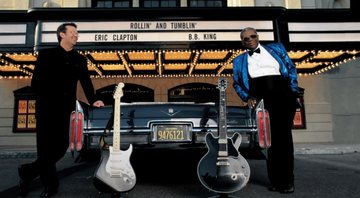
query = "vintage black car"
(70, 99, 270, 161)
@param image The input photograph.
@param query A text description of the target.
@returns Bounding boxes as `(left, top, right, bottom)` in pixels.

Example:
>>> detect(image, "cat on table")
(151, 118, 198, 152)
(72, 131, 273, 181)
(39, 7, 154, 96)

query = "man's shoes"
(40, 186, 58, 198)
(18, 166, 30, 197)
(267, 186, 278, 192)
(279, 185, 295, 194)
(18, 179, 29, 197)
(268, 184, 295, 194)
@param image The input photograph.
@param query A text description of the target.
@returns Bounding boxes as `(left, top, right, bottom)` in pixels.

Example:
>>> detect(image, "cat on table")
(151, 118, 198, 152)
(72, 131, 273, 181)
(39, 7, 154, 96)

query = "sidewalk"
(0, 145, 37, 159)
(1, 143, 360, 158)
(294, 143, 360, 155)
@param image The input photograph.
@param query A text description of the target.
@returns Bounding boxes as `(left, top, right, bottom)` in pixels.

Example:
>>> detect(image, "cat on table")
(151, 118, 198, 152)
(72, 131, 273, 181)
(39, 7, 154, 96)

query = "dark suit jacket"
(31, 45, 98, 160)
(32, 46, 96, 110)
(31, 46, 97, 135)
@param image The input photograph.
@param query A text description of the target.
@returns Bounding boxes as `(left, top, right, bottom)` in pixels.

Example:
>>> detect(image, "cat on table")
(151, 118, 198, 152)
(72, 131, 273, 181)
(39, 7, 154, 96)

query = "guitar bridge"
(216, 157, 230, 166)
(109, 169, 122, 177)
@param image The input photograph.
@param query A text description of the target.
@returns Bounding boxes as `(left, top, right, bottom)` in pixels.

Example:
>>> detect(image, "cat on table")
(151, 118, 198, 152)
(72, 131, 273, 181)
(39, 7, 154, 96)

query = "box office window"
(142, 0, 179, 7)
(13, 86, 36, 133)
(188, 0, 225, 7)
(293, 87, 306, 129)
(93, 0, 131, 8)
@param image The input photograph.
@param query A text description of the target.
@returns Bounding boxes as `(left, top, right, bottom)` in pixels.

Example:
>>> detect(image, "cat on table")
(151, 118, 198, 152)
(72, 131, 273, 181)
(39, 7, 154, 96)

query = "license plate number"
(152, 124, 191, 142)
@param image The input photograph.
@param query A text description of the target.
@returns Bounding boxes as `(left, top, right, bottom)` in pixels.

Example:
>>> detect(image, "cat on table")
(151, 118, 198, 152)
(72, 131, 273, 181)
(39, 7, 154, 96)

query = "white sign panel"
(0, 35, 26, 44)
(42, 21, 274, 31)
(41, 31, 275, 43)
(39, 20, 275, 43)
(288, 22, 360, 42)
(0, 24, 26, 33)
(0, 24, 27, 45)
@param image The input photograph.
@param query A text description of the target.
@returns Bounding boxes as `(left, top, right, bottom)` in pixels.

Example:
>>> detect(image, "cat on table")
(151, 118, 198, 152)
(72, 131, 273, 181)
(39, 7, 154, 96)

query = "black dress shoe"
(18, 179, 29, 197)
(40, 186, 58, 197)
(267, 186, 278, 192)
(268, 184, 295, 194)
(279, 185, 295, 194)
(18, 167, 30, 197)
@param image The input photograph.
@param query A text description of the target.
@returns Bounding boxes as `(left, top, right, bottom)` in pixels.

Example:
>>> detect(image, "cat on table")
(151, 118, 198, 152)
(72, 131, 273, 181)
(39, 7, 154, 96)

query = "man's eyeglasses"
(242, 34, 258, 42)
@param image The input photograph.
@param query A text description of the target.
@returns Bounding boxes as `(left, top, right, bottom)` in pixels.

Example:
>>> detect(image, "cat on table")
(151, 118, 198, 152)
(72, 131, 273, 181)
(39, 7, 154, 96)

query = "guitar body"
(197, 132, 250, 193)
(94, 144, 136, 193)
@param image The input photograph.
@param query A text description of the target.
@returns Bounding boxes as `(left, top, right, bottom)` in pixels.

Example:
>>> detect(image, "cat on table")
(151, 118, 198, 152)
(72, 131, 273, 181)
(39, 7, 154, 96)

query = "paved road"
(1, 148, 360, 198)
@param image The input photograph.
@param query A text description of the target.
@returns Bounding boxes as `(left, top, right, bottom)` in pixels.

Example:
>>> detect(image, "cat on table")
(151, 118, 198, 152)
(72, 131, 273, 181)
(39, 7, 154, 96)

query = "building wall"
(0, 79, 36, 146)
(295, 74, 334, 143)
(315, 0, 350, 8)
(2, 58, 360, 146)
(0, 0, 30, 9)
(0, 0, 356, 146)
(329, 58, 360, 143)
(0, 0, 351, 10)
(0, 0, 88, 9)
(76, 76, 245, 106)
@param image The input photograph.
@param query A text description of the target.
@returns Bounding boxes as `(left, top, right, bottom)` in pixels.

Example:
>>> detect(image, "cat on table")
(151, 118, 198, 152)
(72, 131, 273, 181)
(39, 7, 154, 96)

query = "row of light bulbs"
(1, 50, 359, 79)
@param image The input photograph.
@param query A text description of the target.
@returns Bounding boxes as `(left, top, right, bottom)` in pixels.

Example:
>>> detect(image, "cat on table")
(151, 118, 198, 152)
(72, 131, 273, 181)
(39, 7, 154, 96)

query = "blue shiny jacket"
(232, 43, 299, 101)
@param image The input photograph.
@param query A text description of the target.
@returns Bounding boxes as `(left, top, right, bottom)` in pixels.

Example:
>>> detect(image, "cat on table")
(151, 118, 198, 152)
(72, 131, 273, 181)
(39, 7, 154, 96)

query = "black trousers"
(249, 75, 297, 187)
(20, 99, 72, 187)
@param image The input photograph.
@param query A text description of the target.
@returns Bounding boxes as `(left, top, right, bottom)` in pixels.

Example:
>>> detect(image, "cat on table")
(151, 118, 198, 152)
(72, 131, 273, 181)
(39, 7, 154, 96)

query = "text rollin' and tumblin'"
(129, 22, 198, 30)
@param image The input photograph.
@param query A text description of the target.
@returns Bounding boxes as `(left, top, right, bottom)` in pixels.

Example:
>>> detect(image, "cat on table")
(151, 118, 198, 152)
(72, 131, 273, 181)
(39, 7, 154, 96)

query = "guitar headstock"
(217, 78, 227, 91)
(113, 82, 125, 100)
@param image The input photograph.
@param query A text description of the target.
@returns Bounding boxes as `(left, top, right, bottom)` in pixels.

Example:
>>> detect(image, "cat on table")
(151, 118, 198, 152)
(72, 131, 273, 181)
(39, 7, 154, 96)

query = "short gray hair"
(240, 27, 258, 39)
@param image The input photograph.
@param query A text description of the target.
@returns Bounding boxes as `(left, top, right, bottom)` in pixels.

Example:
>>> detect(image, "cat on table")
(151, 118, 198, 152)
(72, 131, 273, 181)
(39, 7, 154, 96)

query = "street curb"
(0, 151, 37, 159)
(294, 144, 360, 155)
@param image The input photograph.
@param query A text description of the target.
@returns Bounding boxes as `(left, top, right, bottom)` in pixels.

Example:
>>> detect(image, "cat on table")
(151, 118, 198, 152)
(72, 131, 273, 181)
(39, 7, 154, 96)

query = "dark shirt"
(31, 46, 96, 110)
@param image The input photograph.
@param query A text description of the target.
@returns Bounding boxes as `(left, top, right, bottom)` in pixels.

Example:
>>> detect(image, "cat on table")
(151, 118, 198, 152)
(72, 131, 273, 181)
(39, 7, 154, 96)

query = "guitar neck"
(218, 78, 228, 156)
(219, 89, 227, 140)
(113, 98, 121, 151)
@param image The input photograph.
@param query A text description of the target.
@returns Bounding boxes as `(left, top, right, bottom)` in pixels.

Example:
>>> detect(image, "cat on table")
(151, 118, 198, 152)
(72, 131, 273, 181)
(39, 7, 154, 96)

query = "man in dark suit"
(18, 22, 104, 197)
(232, 27, 299, 193)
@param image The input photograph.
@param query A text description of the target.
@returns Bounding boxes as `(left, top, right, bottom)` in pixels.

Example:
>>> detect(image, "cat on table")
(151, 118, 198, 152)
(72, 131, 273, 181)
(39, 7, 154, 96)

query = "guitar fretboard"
(112, 82, 124, 152)
(113, 97, 121, 151)
(218, 78, 228, 157)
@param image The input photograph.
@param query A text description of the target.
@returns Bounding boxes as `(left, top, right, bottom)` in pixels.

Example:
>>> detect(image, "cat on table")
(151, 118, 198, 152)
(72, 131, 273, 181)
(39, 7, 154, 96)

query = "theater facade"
(0, 6, 360, 145)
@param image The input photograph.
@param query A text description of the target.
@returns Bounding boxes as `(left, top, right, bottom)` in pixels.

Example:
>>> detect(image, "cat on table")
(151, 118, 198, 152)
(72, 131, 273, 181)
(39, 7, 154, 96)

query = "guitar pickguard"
(94, 145, 136, 193)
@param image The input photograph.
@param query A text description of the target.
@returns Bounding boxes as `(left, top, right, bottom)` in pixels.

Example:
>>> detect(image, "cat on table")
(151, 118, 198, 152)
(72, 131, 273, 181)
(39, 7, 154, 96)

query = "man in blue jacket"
(233, 27, 299, 193)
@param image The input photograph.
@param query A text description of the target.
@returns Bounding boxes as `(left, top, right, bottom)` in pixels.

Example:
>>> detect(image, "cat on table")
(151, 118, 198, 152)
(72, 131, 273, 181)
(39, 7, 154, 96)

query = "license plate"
(152, 124, 191, 142)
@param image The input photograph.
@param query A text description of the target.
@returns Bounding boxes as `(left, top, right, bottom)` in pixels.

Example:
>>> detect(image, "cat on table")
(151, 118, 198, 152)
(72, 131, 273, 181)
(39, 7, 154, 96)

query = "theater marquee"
(37, 20, 275, 43)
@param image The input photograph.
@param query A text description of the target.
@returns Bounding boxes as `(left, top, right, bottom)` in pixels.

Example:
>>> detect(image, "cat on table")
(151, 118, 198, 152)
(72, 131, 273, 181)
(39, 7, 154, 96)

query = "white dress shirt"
(247, 44, 281, 78)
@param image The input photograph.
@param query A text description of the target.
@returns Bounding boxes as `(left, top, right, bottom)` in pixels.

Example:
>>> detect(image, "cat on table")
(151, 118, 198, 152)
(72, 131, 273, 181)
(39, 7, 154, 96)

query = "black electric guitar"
(93, 82, 136, 194)
(197, 78, 250, 194)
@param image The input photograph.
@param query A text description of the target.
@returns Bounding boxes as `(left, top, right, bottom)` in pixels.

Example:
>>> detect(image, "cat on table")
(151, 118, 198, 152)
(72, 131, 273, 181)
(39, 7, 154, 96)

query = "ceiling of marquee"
(1, 49, 359, 79)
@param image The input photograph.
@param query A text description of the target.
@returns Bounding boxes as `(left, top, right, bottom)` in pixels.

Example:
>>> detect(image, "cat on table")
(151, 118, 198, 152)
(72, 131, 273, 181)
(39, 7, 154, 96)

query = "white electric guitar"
(93, 82, 136, 194)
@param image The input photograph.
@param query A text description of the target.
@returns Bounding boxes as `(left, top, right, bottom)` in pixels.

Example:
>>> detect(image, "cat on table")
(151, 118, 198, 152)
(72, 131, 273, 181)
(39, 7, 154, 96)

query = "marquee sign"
(37, 20, 275, 43)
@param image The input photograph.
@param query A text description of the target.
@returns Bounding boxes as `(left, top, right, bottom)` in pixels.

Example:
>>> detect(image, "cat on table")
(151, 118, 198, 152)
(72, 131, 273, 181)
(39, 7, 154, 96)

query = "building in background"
(0, 0, 359, 147)
(0, 0, 352, 9)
